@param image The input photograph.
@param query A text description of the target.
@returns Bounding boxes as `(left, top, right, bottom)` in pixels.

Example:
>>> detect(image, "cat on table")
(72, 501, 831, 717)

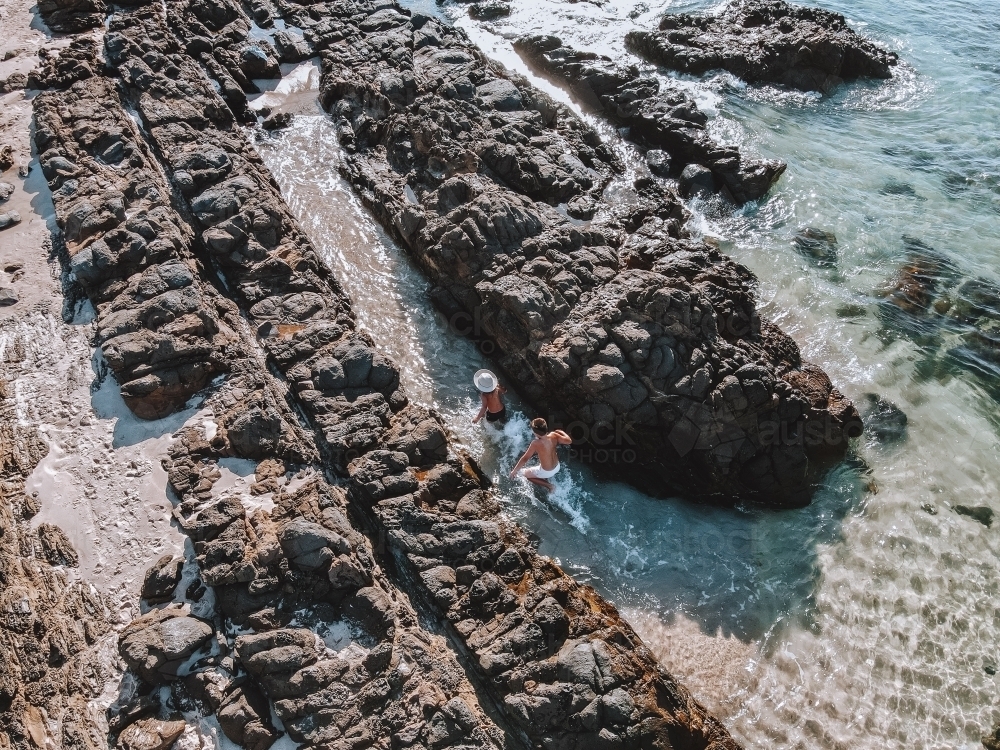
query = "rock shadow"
(89, 350, 205, 448)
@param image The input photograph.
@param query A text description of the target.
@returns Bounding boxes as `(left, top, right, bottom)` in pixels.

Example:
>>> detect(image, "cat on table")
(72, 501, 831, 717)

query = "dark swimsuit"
(485, 406, 507, 423)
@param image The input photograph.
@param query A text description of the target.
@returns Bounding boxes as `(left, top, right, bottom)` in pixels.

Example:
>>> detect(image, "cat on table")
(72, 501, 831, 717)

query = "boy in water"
(472, 369, 508, 425)
(510, 417, 572, 492)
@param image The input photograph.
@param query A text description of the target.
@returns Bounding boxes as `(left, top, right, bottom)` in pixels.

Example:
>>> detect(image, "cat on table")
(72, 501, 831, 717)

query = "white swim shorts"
(524, 463, 560, 480)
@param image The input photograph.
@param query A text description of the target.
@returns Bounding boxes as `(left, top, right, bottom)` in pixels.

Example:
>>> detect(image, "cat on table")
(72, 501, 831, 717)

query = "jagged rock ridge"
(512, 34, 785, 204)
(625, 0, 898, 93)
(281, 0, 860, 503)
(29, 3, 746, 749)
(0, 366, 117, 750)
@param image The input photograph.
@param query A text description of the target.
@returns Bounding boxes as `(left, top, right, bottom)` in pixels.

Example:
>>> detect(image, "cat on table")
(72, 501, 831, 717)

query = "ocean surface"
(253, 1, 1000, 746)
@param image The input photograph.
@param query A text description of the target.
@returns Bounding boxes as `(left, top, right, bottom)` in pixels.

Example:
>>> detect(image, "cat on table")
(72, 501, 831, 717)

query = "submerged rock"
(878, 236, 957, 319)
(880, 179, 923, 199)
(876, 237, 1000, 391)
(983, 723, 1000, 750)
(626, 0, 898, 93)
(955, 504, 994, 528)
(469, 0, 510, 20)
(859, 392, 907, 444)
(793, 226, 838, 266)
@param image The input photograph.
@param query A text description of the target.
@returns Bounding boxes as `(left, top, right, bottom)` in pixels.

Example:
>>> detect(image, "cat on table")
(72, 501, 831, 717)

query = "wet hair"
(531, 417, 548, 435)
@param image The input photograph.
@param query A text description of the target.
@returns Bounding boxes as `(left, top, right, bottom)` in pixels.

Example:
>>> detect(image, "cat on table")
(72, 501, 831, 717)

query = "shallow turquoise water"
(256, 1, 1000, 744)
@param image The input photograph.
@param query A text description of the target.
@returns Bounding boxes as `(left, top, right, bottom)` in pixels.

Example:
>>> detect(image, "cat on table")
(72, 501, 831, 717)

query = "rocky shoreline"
(13, 0, 749, 748)
(13, 0, 864, 505)
(0, 0, 893, 746)
(0, 378, 118, 750)
(296, 0, 859, 503)
(0, 388, 114, 750)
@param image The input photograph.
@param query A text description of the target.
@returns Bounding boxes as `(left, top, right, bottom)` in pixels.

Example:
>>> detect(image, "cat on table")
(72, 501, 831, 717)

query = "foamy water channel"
(252, 0, 1000, 743)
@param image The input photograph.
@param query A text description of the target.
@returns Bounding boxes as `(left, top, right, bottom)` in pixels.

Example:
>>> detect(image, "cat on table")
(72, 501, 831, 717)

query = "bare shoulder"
(553, 430, 572, 444)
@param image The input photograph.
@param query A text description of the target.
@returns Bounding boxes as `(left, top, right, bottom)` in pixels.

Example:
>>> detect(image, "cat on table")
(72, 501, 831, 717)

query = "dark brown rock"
(216, 681, 280, 750)
(142, 555, 185, 603)
(34, 77, 240, 419)
(35, 523, 79, 567)
(272, 30, 312, 63)
(36, 0, 106, 32)
(513, 34, 785, 204)
(626, 0, 898, 94)
(118, 606, 214, 683)
(117, 718, 187, 750)
(0, 73, 28, 93)
(29, 38, 101, 90)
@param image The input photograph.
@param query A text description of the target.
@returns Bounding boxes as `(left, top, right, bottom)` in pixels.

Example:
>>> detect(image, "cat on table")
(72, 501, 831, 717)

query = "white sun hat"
(474, 369, 499, 393)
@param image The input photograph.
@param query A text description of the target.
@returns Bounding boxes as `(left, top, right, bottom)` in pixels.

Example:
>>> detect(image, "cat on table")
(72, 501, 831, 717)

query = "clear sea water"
(253, 1, 1000, 746)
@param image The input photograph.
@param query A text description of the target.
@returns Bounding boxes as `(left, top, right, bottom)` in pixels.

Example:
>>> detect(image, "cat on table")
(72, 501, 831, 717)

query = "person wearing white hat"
(472, 369, 507, 425)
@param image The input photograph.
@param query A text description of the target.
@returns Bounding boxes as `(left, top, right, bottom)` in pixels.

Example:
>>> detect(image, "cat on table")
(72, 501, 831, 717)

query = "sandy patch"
(0, 309, 191, 624)
(624, 608, 757, 715)
(0, 0, 67, 321)
(249, 59, 323, 116)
